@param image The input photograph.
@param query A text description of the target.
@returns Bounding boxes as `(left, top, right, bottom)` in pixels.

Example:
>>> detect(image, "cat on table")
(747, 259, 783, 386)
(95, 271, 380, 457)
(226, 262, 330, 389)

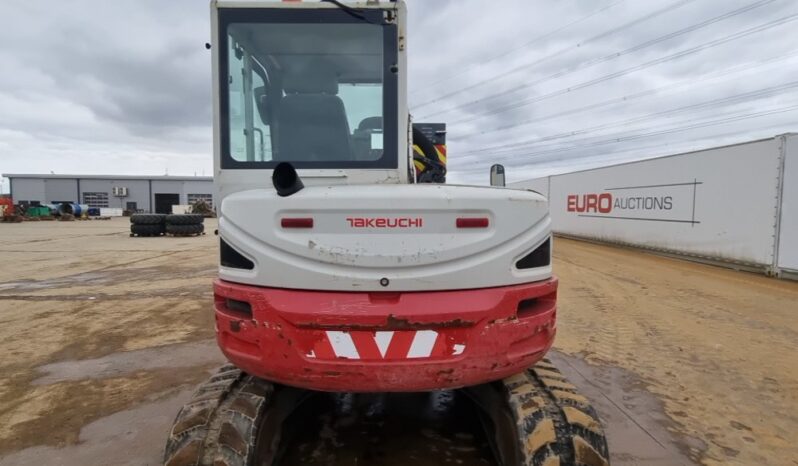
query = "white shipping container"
(518, 177, 549, 198)
(99, 208, 123, 217)
(510, 134, 798, 277)
(172, 205, 192, 214)
(777, 136, 798, 277)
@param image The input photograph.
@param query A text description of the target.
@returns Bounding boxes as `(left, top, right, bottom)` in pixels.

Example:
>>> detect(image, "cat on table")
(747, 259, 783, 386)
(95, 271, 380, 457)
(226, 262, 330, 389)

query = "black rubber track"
(163, 366, 266, 466)
(166, 214, 205, 225)
(165, 361, 608, 466)
(166, 223, 204, 236)
(501, 359, 610, 466)
(130, 224, 164, 237)
(163, 365, 311, 466)
(131, 213, 166, 225)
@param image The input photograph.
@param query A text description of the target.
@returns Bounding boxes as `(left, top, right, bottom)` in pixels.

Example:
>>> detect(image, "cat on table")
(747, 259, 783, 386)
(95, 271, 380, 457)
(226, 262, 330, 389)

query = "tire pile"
(130, 214, 205, 237)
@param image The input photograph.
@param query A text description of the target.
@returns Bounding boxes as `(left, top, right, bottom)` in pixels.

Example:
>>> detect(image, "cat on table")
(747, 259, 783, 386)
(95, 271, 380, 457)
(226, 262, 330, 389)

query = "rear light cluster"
(281, 218, 314, 228)
(456, 217, 489, 228)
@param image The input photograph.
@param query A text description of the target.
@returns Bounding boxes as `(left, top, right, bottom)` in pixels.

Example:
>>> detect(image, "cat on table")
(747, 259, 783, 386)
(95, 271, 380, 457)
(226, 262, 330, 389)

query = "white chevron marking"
(407, 330, 438, 358)
(374, 331, 395, 358)
(326, 331, 360, 359)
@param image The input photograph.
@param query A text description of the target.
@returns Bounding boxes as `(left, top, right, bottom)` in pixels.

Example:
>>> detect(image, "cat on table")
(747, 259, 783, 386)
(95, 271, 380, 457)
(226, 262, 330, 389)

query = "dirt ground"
(0, 219, 796, 466)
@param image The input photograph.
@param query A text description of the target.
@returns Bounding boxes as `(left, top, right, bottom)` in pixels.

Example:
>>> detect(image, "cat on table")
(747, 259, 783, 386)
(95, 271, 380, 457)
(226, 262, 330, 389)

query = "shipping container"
(99, 208, 124, 217)
(509, 133, 798, 279)
(778, 136, 798, 278)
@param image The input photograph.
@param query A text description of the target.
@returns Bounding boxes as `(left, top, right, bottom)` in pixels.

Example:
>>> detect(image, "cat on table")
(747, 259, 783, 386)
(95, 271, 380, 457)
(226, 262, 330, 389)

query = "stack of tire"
(165, 214, 205, 237)
(130, 214, 166, 237)
(130, 214, 205, 237)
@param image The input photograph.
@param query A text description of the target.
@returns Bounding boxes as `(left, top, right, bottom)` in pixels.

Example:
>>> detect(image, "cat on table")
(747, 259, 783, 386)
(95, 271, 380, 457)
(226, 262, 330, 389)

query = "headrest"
(358, 116, 382, 130)
(284, 64, 339, 95)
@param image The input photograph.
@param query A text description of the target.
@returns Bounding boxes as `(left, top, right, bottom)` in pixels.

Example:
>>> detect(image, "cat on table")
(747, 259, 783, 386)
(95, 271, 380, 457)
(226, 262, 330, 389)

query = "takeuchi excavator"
(164, 1, 610, 465)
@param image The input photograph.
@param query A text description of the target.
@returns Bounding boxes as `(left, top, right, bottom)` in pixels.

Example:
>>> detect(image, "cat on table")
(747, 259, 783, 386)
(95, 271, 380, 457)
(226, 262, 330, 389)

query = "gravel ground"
(0, 219, 795, 465)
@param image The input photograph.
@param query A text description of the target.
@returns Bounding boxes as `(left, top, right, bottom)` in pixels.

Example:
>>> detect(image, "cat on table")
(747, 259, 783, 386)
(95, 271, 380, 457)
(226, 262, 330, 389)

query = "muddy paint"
(296, 314, 475, 331)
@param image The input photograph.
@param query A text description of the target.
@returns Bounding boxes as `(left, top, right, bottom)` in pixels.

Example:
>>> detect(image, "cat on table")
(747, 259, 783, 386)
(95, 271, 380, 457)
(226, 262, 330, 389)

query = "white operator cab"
(212, 0, 410, 197)
(211, 0, 553, 292)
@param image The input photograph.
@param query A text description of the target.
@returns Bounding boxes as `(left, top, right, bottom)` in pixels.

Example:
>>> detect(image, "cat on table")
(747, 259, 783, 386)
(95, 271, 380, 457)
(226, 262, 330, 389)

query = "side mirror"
(273, 162, 304, 197)
(490, 164, 506, 187)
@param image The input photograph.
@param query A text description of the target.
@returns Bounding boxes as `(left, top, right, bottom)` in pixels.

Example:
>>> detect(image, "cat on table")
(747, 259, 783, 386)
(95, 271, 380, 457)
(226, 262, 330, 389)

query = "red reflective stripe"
(281, 218, 314, 228)
(456, 217, 489, 228)
(349, 332, 382, 359)
(384, 331, 415, 359)
(312, 334, 336, 359)
(430, 332, 449, 357)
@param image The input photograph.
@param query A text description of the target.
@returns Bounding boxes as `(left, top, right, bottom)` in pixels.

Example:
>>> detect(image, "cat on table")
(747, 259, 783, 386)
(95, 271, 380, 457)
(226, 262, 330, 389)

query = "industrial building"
(2, 174, 214, 214)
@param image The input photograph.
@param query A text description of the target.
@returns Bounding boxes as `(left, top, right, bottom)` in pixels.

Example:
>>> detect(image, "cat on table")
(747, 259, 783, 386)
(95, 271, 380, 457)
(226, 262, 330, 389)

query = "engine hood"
(219, 184, 552, 291)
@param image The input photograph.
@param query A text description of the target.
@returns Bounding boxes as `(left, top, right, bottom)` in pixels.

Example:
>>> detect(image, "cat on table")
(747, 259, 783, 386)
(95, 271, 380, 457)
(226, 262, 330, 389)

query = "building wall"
(79, 179, 151, 211)
(150, 180, 215, 207)
(9, 177, 214, 213)
(45, 178, 79, 203)
(10, 178, 48, 203)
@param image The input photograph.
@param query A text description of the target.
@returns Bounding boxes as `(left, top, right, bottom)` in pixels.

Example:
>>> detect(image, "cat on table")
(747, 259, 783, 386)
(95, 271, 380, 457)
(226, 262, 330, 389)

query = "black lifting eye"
(380, 277, 390, 287)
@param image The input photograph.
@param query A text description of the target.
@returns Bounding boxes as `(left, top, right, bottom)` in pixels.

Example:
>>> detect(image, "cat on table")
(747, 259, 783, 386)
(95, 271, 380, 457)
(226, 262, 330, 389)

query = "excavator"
(164, 1, 609, 464)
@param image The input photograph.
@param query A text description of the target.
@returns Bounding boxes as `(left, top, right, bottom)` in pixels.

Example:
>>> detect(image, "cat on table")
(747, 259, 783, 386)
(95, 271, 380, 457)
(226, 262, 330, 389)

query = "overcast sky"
(2, 0, 798, 191)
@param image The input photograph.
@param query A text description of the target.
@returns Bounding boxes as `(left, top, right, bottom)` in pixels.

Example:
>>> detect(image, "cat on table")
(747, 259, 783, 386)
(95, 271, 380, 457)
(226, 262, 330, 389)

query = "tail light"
(456, 217, 489, 228)
(281, 218, 314, 228)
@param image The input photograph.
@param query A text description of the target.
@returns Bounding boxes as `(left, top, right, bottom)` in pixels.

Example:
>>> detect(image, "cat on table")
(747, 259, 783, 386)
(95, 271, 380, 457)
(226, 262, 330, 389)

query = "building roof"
(2, 174, 213, 182)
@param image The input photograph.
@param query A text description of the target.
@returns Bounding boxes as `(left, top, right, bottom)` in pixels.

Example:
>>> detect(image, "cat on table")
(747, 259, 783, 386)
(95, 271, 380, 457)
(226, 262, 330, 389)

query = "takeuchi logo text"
(346, 217, 424, 228)
(567, 193, 673, 213)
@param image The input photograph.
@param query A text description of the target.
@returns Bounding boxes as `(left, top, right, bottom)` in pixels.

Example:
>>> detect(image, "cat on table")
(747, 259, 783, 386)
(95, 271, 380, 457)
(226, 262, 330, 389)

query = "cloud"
(2, 0, 797, 191)
(406, 0, 798, 184)
(0, 0, 212, 186)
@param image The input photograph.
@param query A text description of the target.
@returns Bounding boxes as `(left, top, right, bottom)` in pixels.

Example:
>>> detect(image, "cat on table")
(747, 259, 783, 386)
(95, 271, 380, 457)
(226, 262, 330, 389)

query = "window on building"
(82, 192, 109, 208)
(187, 194, 213, 208)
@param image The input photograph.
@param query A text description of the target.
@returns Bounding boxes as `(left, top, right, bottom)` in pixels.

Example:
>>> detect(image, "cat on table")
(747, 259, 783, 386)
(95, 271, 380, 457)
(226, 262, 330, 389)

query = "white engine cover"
(219, 184, 551, 292)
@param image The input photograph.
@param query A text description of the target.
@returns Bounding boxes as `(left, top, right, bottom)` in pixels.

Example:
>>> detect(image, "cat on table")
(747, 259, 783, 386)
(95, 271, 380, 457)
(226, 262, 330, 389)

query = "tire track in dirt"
(553, 237, 798, 465)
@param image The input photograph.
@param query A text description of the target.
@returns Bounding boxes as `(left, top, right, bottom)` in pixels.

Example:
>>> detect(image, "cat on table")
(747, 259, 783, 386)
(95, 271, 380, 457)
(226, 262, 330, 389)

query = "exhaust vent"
(220, 239, 255, 270)
(516, 238, 551, 270)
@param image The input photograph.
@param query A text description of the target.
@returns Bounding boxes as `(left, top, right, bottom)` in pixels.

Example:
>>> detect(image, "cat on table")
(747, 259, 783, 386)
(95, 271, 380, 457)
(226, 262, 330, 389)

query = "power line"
(412, 0, 697, 110)
(418, 0, 775, 120)
(454, 122, 794, 179)
(500, 121, 798, 178)
(460, 101, 798, 159)
(457, 80, 798, 156)
(455, 103, 798, 163)
(441, 11, 798, 126)
(410, 0, 625, 97)
(491, 124, 793, 179)
(456, 49, 798, 139)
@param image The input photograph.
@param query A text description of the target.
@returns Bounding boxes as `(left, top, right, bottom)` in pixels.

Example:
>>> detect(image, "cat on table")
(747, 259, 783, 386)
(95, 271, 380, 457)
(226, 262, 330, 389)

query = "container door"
(778, 136, 798, 273)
